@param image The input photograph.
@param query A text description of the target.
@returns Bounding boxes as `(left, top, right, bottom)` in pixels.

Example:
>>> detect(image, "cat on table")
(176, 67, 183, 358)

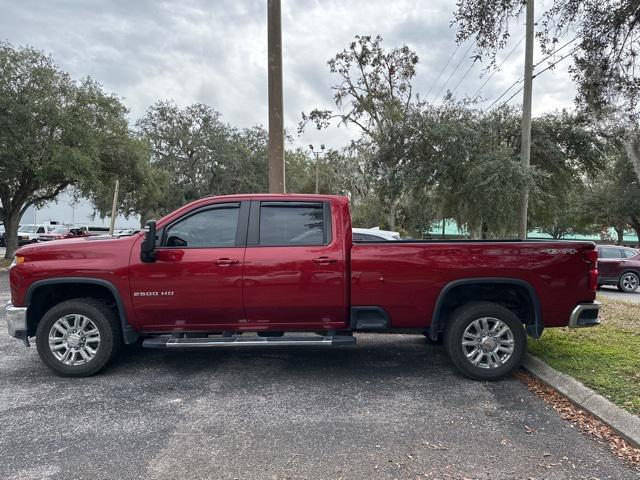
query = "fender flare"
(25, 277, 139, 344)
(428, 277, 543, 340)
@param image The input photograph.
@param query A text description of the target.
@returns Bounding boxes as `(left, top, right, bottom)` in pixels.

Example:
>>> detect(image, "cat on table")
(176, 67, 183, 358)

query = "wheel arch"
(619, 269, 640, 278)
(428, 278, 543, 341)
(25, 278, 139, 344)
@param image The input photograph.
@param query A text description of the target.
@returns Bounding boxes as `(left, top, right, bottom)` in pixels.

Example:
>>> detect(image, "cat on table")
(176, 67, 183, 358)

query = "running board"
(142, 334, 356, 348)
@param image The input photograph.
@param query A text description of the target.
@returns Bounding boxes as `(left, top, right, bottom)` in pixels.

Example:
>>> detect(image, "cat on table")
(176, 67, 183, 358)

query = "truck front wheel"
(36, 298, 123, 377)
(443, 302, 526, 381)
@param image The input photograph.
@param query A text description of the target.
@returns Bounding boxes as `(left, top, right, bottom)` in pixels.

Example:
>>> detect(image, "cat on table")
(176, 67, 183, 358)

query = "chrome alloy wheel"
(48, 314, 101, 366)
(461, 317, 514, 369)
(621, 273, 639, 292)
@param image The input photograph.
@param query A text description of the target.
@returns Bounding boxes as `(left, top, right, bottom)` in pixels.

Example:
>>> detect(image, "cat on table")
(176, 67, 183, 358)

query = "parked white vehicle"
(352, 227, 401, 241)
(17, 224, 57, 244)
(75, 225, 111, 236)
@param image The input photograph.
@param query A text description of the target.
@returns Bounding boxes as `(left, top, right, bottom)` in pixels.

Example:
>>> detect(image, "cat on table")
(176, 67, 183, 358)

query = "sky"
(2, 0, 577, 227)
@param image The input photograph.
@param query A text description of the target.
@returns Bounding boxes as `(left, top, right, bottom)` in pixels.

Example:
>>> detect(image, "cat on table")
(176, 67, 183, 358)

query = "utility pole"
(108, 179, 119, 235)
(518, 0, 534, 239)
(267, 0, 285, 193)
(309, 144, 325, 194)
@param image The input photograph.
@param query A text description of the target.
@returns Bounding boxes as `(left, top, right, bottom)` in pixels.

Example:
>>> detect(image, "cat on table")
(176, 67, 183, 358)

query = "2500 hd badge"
(133, 291, 175, 297)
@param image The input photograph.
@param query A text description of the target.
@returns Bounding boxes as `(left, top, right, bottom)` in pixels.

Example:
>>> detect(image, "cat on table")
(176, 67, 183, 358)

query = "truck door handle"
(313, 256, 337, 265)
(215, 258, 240, 266)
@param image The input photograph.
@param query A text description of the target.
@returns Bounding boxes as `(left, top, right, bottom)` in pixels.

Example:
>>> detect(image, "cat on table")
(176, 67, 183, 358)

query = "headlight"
(10, 256, 24, 268)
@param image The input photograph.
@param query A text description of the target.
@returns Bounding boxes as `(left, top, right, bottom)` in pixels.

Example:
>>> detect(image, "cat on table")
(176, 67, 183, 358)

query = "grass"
(529, 297, 640, 416)
(0, 258, 12, 269)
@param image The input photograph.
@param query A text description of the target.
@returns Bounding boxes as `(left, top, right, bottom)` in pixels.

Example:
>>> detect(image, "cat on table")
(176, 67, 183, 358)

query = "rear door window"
(258, 202, 329, 246)
(600, 247, 623, 259)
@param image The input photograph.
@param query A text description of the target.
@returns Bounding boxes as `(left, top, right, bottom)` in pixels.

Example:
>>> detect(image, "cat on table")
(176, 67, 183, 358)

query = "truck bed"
(351, 240, 596, 330)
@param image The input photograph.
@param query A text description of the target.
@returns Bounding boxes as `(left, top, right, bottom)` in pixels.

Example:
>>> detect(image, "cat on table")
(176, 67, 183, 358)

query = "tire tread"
(35, 297, 123, 377)
(443, 301, 526, 381)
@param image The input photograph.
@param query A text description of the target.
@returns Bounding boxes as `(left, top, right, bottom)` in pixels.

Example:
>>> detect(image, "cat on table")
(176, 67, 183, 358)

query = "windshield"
(18, 225, 38, 233)
(50, 227, 69, 234)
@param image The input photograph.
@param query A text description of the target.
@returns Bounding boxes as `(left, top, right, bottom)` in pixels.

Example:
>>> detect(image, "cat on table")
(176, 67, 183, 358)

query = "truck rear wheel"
(443, 302, 526, 381)
(36, 298, 122, 377)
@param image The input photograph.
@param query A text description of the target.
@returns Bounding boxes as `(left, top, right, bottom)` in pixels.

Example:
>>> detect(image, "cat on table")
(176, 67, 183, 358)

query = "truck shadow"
(111, 334, 459, 383)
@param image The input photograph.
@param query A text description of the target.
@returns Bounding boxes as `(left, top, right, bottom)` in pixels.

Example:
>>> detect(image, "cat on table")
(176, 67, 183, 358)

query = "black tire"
(617, 272, 639, 293)
(443, 302, 527, 381)
(36, 298, 123, 377)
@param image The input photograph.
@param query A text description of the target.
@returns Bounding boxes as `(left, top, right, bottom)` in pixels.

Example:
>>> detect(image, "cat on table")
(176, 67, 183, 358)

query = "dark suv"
(597, 245, 640, 293)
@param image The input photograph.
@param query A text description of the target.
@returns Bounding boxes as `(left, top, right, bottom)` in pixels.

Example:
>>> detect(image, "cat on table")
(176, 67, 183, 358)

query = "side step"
(143, 334, 356, 349)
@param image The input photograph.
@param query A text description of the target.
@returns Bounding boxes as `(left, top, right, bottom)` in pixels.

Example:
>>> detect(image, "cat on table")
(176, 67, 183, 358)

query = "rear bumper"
(568, 301, 601, 328)
(4, 302, 28, 340)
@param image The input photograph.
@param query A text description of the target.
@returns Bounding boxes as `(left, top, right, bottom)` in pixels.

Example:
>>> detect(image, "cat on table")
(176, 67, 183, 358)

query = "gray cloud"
(1, 0, 578, 224)
(1, 0, 577, 149)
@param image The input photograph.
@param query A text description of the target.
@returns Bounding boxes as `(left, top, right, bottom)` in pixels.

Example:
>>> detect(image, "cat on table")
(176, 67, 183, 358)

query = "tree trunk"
(388, 199, 397, 231)
(630, 216, 640, 248)
(3, 210, 21, 259)
(624, 135, 640, 182)
(614, 226, 625, 246)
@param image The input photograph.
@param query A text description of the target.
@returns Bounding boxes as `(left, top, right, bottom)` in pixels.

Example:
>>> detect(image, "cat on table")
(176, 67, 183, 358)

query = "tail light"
(583, 249, 598, 291)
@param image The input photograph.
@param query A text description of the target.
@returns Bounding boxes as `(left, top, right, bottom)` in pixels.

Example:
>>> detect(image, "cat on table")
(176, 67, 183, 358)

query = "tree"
(81, 136, 169, 226)
(583, 167, 628, 244)
(615, 155, 640, 243)
(137, 102, 275, 214)
(0, 42, 144, 258)
(527, 111, 605, 236)
(453, 0, 640, 179)
(136, 101, 234, 211)
(300, 35, 420, 229)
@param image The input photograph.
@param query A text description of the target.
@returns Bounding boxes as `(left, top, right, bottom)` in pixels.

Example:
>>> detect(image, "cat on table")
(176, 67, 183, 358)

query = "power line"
(472, 35, 525, 100)
(495, 45, 581, 110)
(425, 42, 462, 99)
(533, 35, 579, 69)
(497, 85, 525, 109)
(449, 57, 479, 97)
(483, 40, 581, 112)
(433, 41, 475, 101)
(482, 78, 523, 111)
(532, 46, 580, 78)
(471, 13, 547, 102)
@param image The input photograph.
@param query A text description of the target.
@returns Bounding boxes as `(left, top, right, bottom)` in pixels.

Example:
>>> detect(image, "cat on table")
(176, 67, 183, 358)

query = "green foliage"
(3, 36, 636, 247)
(581, 141, 640, 243)
(301, 35, 422, 229)
(136, 101, 270, 216)
(82, 135, 169, 225)
(454, 0, 640, 118)
(0, 42, 145, 257)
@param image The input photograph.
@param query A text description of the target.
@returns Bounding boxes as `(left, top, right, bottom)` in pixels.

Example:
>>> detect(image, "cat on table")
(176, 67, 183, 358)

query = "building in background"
(18, 189, 139, 228)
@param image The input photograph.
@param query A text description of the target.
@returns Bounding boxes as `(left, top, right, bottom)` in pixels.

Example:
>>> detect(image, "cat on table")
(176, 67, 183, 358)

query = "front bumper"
(5, 302, 28, 342)
(568, 301, 601, 328)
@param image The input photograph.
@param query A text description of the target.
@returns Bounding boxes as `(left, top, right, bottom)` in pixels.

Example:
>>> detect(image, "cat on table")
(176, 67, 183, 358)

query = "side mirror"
(140, 220, 157, 263)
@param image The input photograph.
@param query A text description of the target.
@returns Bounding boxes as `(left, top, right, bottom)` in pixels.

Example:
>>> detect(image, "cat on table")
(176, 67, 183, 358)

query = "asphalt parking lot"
(598, 285, 640, 304)
(0, 271, 638, 480)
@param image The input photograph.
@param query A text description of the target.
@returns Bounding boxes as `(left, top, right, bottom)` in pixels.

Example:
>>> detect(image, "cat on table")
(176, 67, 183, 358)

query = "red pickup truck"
(5, 194, 600, 379)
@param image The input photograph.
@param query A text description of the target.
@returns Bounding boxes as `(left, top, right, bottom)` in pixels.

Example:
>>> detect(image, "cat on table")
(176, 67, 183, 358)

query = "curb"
(522, 354, 640, 448)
